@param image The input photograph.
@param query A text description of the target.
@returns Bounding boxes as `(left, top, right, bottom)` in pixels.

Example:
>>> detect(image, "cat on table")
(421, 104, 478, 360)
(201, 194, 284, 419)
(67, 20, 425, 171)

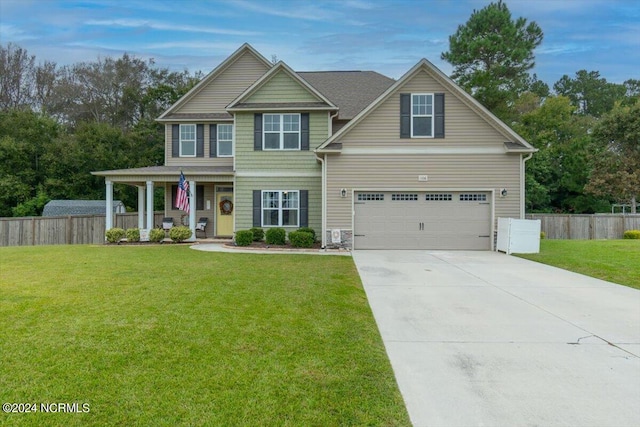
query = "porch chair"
(195, 217, 208, 238)
(162, 217, 174, 232)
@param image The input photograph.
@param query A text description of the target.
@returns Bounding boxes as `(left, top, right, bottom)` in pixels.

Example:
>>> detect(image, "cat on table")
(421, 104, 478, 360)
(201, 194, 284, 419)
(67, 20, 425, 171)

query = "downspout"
(314, 152, 327, 248)
(521, 153, 533, 219)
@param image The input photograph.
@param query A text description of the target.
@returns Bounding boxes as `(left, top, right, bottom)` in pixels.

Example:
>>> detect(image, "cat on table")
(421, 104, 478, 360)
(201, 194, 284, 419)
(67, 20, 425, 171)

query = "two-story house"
(93, 43, 535, 250)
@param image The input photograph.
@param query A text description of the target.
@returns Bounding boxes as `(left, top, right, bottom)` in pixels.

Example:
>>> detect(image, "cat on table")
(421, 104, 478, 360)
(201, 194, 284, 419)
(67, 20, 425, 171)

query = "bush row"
(105, 226, 192, 244)
(623, 230, 640, 239)
(234, 227, 317, 248)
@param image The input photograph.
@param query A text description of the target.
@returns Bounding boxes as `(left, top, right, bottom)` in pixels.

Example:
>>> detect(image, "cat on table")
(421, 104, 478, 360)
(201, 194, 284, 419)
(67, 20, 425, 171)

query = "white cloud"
(0, 23, 36, 41)
(85, 18, 261, 36)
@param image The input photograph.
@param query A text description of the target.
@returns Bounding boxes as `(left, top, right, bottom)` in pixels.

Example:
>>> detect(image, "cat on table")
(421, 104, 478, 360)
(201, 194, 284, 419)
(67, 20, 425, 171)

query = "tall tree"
(0, 43, 36, 110)
(441, 0, 543, 119)
(553, 70, 626, 117)
(585, 101, 640, 213)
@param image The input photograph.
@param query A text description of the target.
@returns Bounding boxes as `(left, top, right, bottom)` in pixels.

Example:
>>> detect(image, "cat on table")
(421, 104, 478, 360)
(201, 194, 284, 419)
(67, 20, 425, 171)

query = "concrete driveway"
(352, 250, 640, 427)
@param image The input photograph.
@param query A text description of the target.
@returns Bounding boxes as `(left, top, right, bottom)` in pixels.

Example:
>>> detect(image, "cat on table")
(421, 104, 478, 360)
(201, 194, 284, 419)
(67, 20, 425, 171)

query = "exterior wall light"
(500, 188, 508, 197)
(340, 188, 347, 198)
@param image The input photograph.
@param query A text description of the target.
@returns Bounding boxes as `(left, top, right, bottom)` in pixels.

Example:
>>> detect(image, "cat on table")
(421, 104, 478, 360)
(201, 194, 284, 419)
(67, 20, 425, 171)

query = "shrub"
(250, 227, 265, 242)
(288, 231, 314, 248)
(105, 227, 125, 243)
(540, 231, 546, 240)
(265, 227, 286, 245)
(169, 226, 192, 242)
(235, 230, 254, 246)
(623, 230, 640, 239)
(297, 227, 316, 241)
(126, 228, 140, 242)
(149, 228, 165, 243)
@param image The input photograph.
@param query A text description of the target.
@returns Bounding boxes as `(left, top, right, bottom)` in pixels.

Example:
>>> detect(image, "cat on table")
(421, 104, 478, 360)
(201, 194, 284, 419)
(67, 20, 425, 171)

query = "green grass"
(0, 245, 410, 426)
(517, 239, 640, 290)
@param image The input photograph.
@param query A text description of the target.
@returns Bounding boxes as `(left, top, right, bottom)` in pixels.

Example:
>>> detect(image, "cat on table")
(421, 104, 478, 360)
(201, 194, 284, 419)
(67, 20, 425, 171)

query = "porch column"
(138, 186, 145, 229)
(188, 180, 196, 241)
(146, 181, 154, 229)
(105, 180, 113, 231)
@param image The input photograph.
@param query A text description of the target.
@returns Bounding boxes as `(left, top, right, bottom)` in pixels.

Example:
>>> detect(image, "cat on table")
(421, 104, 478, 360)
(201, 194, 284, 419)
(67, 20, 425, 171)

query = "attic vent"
(392, 193, 418, 201)
(357, 193, 384, 201)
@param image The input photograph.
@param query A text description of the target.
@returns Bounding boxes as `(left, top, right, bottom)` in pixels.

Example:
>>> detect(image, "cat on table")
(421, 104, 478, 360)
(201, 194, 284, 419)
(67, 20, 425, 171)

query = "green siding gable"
(246, 71, 321, 103)
(235, 111, 328, 171)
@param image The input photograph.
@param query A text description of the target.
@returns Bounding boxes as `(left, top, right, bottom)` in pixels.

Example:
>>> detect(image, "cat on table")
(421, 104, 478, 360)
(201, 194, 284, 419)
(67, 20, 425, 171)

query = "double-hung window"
(262, 190, 299, 227)
(217, 124, 233, 157)
(180, 124, 196, 156)
(411, 94, 434, 137)
(263, 114, 300, 150)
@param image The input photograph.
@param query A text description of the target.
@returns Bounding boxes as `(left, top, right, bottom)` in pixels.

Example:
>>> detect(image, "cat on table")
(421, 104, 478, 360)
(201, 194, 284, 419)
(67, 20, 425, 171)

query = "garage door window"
(391, 193, 418, 201)
(357, 193, 384, 201)
(425, 193, 452, 201)
(460, 193, 487, 201)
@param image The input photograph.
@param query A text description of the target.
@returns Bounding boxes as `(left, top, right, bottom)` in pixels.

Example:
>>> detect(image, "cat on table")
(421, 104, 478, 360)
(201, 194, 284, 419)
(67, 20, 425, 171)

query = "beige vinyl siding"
(174, 52, 269, 114)
(234, 112, 327, 172)
(234, 176, 322, 233)
(246, 71, 321, 103)
(325, 153, 521, 229)
(165, 123, 235, 167)
(343, 70, 509, 148)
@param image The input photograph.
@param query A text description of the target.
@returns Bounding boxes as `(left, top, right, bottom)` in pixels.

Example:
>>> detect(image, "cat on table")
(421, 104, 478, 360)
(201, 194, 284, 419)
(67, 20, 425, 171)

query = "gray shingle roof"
(299, 71, 395, 120)
(42, 200, 125, 217)
(159, 112, 233, 121)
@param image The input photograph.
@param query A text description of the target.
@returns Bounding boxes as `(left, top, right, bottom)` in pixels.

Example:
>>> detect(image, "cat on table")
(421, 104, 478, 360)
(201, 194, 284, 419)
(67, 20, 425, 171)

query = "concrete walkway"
(191, 242, 351, 256)
(352, 250, 640, 427)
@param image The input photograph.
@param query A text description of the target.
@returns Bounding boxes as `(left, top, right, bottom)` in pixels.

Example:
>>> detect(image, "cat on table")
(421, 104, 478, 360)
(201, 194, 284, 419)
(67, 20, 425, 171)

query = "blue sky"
(1, 0, 638, 86)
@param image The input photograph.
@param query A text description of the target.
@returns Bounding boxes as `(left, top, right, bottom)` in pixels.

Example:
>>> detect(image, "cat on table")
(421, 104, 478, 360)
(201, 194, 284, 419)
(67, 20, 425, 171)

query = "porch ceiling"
(91, 165, 234, 185)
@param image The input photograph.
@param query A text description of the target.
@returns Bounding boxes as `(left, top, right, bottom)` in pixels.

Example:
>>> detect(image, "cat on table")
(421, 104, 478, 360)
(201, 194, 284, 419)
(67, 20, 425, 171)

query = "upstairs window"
(411, 94, 433, 137)
(264, 114, 300, 150)
(180, 124, 196, 157)
(218, 124, 233, 157)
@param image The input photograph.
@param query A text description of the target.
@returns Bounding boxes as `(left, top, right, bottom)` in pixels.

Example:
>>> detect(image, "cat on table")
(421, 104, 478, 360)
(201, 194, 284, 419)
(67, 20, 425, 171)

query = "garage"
(354, 191, 492, 250)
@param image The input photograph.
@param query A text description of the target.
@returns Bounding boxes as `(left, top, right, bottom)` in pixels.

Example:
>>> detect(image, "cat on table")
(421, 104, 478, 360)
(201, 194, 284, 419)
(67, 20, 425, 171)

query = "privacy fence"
(0, 213, 164, 247)
(526, 214, 640, 240)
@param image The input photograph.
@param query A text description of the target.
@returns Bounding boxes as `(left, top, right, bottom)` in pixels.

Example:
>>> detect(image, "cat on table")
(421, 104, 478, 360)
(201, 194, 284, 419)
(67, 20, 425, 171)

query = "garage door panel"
(354, 192, 491, 250)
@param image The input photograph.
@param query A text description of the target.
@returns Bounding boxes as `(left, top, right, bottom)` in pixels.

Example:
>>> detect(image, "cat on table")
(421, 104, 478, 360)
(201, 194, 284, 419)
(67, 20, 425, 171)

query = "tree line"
(0, 43, 201, 216)
(1, 0, 638, 217)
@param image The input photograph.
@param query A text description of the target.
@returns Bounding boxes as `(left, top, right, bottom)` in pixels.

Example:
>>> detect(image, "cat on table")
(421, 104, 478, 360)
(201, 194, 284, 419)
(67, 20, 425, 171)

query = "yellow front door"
(216, 193, 233, 236)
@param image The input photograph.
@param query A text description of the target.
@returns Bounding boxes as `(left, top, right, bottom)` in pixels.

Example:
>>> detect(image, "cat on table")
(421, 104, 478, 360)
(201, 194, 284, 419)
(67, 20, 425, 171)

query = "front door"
(216, 192, 233, 236)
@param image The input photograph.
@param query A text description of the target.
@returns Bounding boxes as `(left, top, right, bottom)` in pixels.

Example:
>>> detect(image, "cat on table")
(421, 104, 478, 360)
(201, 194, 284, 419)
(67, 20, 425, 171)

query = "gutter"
(521, 153, 533, 219)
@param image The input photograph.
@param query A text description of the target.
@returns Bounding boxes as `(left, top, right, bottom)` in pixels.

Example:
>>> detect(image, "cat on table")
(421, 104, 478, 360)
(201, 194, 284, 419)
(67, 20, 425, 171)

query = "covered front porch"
(91, 166, 234, 241)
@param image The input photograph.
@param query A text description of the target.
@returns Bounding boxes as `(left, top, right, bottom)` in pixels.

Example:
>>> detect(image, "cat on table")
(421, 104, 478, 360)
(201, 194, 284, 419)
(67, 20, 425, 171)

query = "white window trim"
(263, 113, 301, 150)
(411, 93, 434, 138)
(217, 124, 233, 157)
(261, 190, 300, 227)
(179, 124, 196, 157)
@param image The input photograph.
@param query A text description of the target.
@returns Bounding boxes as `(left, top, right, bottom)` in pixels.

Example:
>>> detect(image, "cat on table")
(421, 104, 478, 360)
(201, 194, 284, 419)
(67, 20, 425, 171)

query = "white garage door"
(354, 191, 491, 250)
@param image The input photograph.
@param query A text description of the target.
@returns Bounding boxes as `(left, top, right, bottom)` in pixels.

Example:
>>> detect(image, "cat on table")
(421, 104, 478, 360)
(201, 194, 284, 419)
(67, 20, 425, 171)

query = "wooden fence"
(526, 214, 640, 240)
(0, 213, 165, 247)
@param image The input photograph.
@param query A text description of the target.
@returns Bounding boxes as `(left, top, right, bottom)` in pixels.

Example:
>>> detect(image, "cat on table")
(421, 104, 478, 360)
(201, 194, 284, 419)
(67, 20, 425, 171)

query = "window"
(392, 193, 418, 201)
(425, 193, 452, 201)
(263, 114, 300, 150)
(180, 124, 196, 157)
(460, 193, 487, 202)
(262, 190, 299, 227)
(412, 94, 433, 137)
(218, 124, 233, 157)
(357, 193, 384, 201)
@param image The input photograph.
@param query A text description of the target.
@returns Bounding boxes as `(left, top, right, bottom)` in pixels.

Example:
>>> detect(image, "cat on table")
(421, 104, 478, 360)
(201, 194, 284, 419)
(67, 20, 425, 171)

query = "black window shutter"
(299, 190, 308, 227)
(254, 114, 262, 151)
(301, 113, 310, 150)
(209, 124, 217, 157)
(253, 190, 262, 227)
(171, 185, 177, 208)
(434, 93, 445, 138)
(196, 185, 204, 210)
(400, 94, 410, 138)
(196, 124, 204, 157)
(172, 124, 179, 157)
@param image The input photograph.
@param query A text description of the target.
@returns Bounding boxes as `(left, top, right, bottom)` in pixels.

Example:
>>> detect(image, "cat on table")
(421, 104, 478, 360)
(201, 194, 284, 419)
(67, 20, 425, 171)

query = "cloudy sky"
(1, 0, 638, 85)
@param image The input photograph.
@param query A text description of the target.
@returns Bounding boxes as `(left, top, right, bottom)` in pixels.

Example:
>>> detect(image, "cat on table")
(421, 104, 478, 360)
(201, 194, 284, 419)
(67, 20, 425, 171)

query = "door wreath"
(219, 199, 233, 215)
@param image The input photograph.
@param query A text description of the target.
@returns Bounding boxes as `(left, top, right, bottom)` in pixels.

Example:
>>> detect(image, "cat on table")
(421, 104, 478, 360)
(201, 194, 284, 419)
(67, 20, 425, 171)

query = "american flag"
(176, 172, 190, 213)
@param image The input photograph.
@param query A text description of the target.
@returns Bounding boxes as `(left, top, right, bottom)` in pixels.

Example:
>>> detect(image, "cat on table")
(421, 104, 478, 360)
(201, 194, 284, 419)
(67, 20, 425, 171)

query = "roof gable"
(317, 59, 534, 152)
(157, 43, 272, 121)
(227, 62, 337, 111)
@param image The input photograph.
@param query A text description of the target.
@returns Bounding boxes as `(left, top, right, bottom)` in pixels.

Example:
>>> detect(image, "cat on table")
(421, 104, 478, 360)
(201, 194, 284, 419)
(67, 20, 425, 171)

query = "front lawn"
(516, 239, 640, 290)
(0, 245, 410, 426)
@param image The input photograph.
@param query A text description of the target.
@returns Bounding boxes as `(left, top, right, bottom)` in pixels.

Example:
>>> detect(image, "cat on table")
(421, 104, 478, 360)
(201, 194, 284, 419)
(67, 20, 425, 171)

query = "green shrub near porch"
(149, 228, 165, 242)
(265, 227, 286, 245)
(105, 227, 125, 243)
(623, 230, 640, 239)
(169, 226, 192, 242)
(288, 230, 314, 248)
(235, 230, 254, 246)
